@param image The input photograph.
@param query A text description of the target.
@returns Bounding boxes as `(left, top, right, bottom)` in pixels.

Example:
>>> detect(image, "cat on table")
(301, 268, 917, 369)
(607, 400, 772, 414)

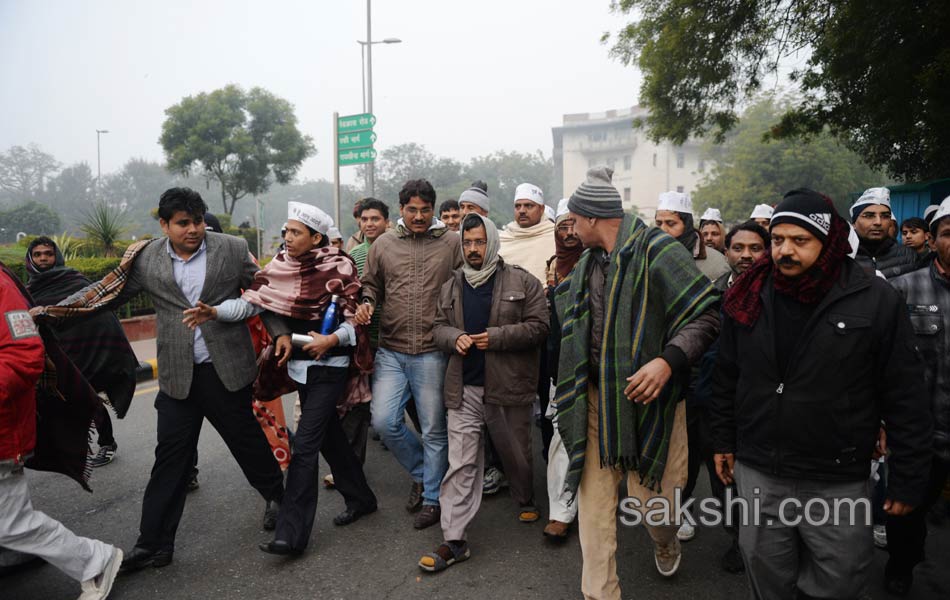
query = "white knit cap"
(287, 201, 332, 235)
(555, 198, 570, 224)
(749, 204, 774, 220)
(700, 208, 723, 223)
(657, 191, 693, 215)
(514, 182, 544, 206)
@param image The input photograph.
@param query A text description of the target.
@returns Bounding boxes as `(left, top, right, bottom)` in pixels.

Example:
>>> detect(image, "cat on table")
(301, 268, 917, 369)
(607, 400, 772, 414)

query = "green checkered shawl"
(554, 214, 718, 498)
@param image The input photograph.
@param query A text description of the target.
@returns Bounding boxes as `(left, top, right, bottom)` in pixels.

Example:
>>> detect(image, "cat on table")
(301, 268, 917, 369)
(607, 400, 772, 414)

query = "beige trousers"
(577, 385, 689, 600)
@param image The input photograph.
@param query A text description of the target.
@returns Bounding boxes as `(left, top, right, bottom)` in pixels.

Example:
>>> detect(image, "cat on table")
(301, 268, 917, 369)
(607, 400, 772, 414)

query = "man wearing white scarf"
(420, 213, 549, 573)
(498, 183, 556, 284)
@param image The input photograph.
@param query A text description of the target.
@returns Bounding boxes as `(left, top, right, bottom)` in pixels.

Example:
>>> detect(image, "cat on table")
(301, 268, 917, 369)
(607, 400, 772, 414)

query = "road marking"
(134, 385, 160, 396)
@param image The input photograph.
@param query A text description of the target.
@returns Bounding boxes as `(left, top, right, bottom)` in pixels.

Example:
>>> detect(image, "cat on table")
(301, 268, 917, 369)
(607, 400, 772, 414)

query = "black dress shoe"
(333, 505, 378, 527)
(258, 540, 302, 556)
(262, 500, 280, 531)
(119, 547, 173, 572)
(884, 572, 913, 596)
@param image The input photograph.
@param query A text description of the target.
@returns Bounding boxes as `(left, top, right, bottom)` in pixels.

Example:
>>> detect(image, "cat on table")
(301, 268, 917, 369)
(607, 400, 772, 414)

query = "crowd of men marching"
(1, 166, 948, 600)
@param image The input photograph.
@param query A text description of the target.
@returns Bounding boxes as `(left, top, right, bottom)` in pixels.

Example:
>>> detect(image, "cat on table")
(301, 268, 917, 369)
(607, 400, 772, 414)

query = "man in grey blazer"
(66, 188, 289, 572)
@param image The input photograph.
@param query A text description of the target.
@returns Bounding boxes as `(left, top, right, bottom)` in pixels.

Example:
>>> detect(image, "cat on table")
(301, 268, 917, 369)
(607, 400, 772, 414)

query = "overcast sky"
(0, 0, 642, 186)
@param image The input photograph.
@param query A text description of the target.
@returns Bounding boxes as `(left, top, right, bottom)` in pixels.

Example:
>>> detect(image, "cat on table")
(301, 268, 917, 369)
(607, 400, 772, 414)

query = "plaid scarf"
(554, 214, 719, 498)
(724, 196, 851, 327)
(33, 239, 156, 321)
(242, 247, 372, 372)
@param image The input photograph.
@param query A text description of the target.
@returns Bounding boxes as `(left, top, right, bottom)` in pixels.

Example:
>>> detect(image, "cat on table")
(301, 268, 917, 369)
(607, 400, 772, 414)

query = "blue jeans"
(370, 348, 448, 506)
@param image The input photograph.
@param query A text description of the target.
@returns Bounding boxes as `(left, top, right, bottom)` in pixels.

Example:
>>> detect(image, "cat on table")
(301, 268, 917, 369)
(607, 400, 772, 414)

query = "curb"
(136, 359, 158, 382)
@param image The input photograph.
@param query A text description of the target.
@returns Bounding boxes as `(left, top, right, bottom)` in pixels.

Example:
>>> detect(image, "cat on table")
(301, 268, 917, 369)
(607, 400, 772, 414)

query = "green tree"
(160, 85, 316, 215)
(692, 96, 885, 222)
(0, 145, 61, 205)
(357, 143, 466, 207)
(607, 0, 950, 180)
(0, 201, 61, 242)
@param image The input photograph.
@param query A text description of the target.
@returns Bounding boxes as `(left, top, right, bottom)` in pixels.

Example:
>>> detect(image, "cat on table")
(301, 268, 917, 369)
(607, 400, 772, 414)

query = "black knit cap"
(770, 188, 834, 243)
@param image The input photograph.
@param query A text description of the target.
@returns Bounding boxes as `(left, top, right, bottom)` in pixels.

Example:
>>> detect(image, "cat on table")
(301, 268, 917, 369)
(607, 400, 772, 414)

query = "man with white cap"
(458, 181, 490, 217)
(699, 207, 726, 253)
(542, 197, 585, 542)
(495, 182, 556, 495)
(851, 187, 918, 278)
(749, 204, 774, 228)
(327, 226, 344, 249)
(885, 198, 950, 595)
(498, 183, 556, 283)
(655, 191, 730, 281)
(183, 200, 378, 555)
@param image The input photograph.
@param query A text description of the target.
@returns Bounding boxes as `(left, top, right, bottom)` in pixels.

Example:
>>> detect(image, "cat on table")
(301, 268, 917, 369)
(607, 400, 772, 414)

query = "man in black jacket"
(710, 189, 932, 600)
(885, 202, 950, 595)
(851, 187, 918, 278)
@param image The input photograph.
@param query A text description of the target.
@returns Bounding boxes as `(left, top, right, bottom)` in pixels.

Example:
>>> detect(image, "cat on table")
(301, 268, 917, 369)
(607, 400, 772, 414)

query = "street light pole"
(366, 0, 374, 198)
(96, 129, 109, 187)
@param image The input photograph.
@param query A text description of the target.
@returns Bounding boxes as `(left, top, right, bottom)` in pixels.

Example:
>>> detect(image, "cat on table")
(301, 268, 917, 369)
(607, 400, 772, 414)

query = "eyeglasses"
(404, 207, 433, 217)
(462, 239, 487, 248)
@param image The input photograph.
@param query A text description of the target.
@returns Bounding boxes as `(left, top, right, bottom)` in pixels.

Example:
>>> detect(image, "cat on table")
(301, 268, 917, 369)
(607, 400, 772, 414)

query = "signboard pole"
(333, 111, 340, 226)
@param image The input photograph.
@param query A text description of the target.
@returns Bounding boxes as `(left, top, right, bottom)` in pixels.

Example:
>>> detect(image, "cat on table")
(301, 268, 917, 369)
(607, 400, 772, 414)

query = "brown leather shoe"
(543, 519, 570, 542)
(413, 505, 441, 530)
(405, 481, 424, 513)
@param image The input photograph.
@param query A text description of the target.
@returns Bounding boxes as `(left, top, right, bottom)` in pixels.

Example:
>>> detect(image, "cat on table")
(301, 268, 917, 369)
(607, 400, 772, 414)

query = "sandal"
(418, 541, 470, 573)
(519, 505, 540, 523)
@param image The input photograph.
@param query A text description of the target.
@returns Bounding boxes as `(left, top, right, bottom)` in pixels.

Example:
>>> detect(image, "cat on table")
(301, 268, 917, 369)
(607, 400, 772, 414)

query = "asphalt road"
(3, 385, 948, 600)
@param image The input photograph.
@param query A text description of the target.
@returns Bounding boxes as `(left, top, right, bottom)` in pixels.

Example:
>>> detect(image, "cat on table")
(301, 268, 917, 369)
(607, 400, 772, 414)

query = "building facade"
(552, 106, 708, 218)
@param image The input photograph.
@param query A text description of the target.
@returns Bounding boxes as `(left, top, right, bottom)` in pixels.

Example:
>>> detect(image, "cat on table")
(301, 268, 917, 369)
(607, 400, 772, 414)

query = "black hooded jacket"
(854, 236, 919, 278)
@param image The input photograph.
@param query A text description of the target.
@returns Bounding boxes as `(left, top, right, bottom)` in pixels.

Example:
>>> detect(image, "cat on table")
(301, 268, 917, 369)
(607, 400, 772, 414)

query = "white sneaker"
(873, 524, 888, 549)
(78, 547, 122, 600)
(654, 538, 682, 577)
(676, 521, 696, 542)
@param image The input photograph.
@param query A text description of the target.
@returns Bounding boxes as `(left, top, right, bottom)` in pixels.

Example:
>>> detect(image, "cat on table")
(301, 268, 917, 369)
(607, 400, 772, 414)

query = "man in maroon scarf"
(709, 189, 932, 599)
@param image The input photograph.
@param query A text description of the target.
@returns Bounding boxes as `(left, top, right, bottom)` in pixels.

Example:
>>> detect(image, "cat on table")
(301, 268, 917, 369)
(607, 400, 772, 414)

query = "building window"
(652, 153, 657, 167)
(698, 159, 706, 172)
(607, 157, 616, 170)
(676, 152, 685, 168)
(676, 186, 684, 193)
(587, 131, 607, 142)
(623, 188, 631, 204)
(624, 155, 632, 170)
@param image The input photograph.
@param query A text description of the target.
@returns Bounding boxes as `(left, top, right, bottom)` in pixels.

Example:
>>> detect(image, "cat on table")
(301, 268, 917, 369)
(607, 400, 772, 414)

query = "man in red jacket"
(0, 265, 123, 600)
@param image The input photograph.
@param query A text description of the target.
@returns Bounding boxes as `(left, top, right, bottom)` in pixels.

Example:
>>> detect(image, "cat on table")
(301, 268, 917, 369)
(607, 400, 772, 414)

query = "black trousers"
(276, 366, 376, 550)
(341, 402, 371, 464)
(886, 455, 950, 575)
(137, 364, 284, 552)
(683, 402, 739, 535)
(92, 403, 116, 447)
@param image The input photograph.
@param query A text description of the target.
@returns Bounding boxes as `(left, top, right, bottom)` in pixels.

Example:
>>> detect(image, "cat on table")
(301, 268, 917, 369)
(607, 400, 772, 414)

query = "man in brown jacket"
(417, 213, 548, 572)
(356, 179, 463, 530)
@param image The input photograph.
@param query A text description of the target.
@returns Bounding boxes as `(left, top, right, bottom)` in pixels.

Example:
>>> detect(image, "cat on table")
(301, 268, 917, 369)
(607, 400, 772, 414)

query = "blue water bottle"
(320, 294, 340, 335)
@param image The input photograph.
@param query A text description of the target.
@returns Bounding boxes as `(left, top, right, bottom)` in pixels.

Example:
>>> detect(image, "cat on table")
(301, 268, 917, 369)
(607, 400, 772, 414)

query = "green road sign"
(337, 130, 377, 150)
(338, 147, 377, 166)
(337, 113, 376, 134)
